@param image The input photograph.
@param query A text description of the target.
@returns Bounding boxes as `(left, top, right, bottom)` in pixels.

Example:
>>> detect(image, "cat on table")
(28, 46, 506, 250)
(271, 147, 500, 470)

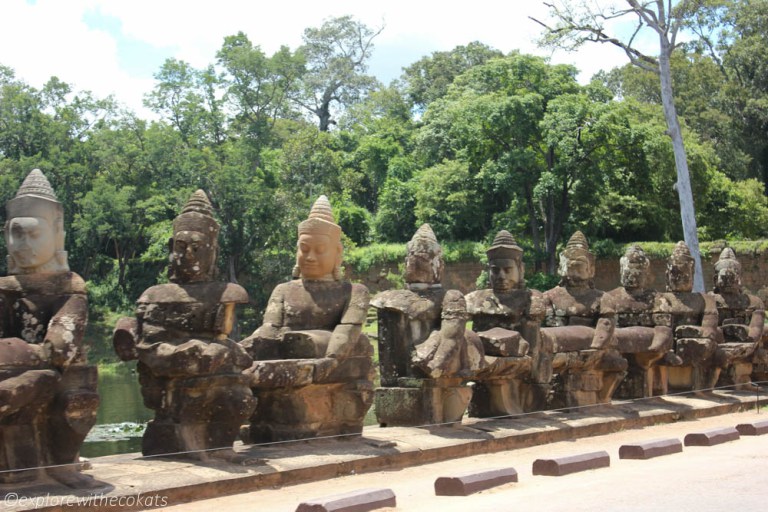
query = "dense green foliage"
(2, 8, 768, 340)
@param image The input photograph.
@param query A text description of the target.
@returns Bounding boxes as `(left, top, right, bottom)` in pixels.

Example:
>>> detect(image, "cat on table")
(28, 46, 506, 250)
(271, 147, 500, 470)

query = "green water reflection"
(81, 363, 150, 457)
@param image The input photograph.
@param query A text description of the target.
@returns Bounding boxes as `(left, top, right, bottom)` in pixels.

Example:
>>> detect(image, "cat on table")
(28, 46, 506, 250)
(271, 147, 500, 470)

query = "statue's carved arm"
(44, 293, 87, 368)
(327, 284, 370, 358)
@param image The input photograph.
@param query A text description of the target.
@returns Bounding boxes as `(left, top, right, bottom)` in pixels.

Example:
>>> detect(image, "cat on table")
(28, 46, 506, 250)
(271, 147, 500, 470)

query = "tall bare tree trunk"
(658, 39, 705, 292)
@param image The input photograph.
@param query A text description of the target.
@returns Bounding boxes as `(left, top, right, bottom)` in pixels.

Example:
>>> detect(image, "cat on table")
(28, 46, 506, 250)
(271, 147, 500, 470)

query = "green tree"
(401, 41, 503, 111)
(534, 0, 708, 290)
(297, 16, 382, 131)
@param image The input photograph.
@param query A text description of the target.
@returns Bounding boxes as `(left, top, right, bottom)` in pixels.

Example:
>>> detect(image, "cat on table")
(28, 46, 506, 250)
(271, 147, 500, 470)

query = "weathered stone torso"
(0, 273, 87, 359)
(653, 292, 710, 329)
(136, 281, 248, 345)
(711, 292, 760, 326)
(605, 287, 656, 327)
(266, 280, 366, 331)
(466, 288, 545, 332)
(543, 285, 604, 327)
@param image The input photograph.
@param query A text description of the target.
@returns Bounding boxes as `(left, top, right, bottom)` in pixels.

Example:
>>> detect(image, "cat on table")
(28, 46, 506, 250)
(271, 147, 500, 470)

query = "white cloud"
(0, 0, 641, 116)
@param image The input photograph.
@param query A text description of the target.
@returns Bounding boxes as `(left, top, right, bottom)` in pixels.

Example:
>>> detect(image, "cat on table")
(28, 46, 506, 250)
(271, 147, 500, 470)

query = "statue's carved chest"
(281, 281, 350, 330)
(139, 301, 216, 336)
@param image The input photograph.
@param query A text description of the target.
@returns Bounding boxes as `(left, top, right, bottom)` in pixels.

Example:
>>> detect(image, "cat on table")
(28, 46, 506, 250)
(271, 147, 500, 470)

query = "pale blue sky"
(2, 0, 640, 117)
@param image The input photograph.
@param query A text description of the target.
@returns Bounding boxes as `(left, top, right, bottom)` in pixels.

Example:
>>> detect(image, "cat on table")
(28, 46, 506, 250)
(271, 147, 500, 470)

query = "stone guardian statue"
(465, 230, 550, 415)
(0, 169, 100, 488)
(113, 190, 256, 463)
(240, 196, 374, 442)
(541, 231, 628, 408)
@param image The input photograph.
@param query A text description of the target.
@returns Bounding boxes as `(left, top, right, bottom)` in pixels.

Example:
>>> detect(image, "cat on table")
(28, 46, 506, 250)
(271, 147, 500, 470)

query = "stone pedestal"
(374, 378, 472, 427)
(549, 348, 627, 409)
(245, 356, 374, 443)
(668, 337, 718, 391)
(140, 374, 254, 457)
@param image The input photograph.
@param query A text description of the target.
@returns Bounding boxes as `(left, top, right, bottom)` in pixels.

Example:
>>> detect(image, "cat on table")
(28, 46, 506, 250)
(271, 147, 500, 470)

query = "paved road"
(159, 410, 768, 512)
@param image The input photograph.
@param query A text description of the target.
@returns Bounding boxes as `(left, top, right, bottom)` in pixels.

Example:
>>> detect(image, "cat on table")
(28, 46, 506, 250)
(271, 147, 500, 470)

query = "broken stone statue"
(0, 169, 100, 488)
(113, 190, 256, 463)
(240, 196, 374, 443)
(371, 224, 481, 426)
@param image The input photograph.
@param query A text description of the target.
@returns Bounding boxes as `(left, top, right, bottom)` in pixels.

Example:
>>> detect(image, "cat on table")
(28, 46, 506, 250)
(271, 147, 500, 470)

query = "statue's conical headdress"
(487, 230, 523, 261)
(566, 231, 589, 252)
(407, 223, 441, 255)
(15, 169, 57, 202)
(714, 247, 741, 273)
(7, 169, 62, 219)
(173, 189, 219, 238)
(669, 241, 694, 266)
(298, 195, 341, 241)
(6, 169, 68, 274)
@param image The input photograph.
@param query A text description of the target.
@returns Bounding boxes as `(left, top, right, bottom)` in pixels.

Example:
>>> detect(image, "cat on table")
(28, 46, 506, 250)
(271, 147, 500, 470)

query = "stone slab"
(684, 427, 740, 446)
(295, 488, 396, 512)
(4, 391, 765, 512)
(618, 438, 683, 459)
(434, 467, 518, 496)
(735, 419, 768, 436)
(532, 451, 610, 476)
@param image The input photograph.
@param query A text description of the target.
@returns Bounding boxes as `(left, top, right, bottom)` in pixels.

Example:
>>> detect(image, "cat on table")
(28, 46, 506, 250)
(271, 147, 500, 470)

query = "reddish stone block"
(434, 467, 518, 496)
(532, 451, 610, 476)
(684, 427, 740, 446)
(296, 488, 396, 512)
(735, 420, 768, 436)
(619, 438, 683, 459)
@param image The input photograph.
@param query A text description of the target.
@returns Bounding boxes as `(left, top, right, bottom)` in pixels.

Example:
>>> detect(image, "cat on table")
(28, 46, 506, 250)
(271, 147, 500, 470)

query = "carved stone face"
(715, 267, 740, 294)
(621, 261, 648, 290)
(170, 230, 215, 282)
(297, 233, 339, 280)
(561, 251, 592, 284)
(405, 249, 442, 284)
(667, 259, 694, 293)
(489, 258, 522, 293)
(6, 216, 56, 272)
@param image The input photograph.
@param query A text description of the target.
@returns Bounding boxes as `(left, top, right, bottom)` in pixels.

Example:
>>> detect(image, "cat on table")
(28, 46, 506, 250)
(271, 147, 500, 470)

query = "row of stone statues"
(373, 226, 765, 427)
(1, 169, 765, 491)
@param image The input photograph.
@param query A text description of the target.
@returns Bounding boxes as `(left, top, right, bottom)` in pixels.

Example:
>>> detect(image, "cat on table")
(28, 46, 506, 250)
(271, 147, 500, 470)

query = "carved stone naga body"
(465, 230, 550, 415)
(114, 190, 256, 463)
(240, 196, 374, 443)
(0, 169, 100, 488)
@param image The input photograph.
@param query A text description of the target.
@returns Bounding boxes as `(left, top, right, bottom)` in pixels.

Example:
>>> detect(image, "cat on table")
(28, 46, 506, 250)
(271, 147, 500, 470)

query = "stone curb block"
(735, 420, 768, 436)
(618, 438, 683, 459)
(296, 488, 396, 512)
(434, 467, 518, 496)
(684, 427, 740, 447)
(532, 451, 610, 476)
